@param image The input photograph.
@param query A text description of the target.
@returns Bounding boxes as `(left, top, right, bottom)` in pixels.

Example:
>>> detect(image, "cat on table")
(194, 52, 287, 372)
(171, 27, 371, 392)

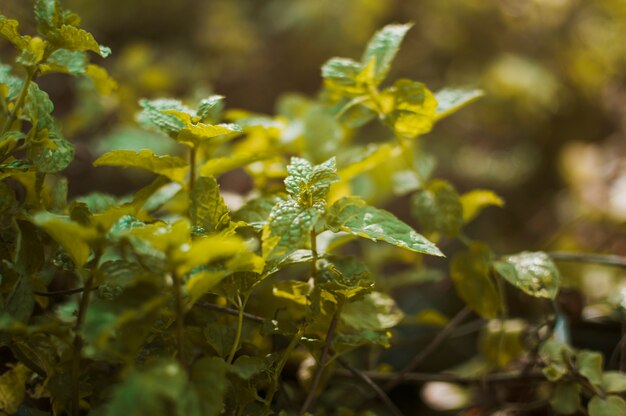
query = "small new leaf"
(361, 23, 412, 84)
(434, 87, 484, 120)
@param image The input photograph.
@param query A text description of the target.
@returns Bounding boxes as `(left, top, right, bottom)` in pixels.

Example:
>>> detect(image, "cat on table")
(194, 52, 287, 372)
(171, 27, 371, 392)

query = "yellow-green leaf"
(189, 176, 229, 233)
(186, 269, 230, 306)
(32, 212, 98, 267)
(460, 189, 504, 223)
(386, 79, 438, 139)
(450, 242, 501, 319)
(52, 24, 110, 57)
(93, 149, 188, 184)
(411, 179, 463, 237)
(361, 23, 412, 84)
(0, 363, 29, 414)
(85, 64, 117, 95)
(588, 396, 626, 416)
(0, 16, 29, 50)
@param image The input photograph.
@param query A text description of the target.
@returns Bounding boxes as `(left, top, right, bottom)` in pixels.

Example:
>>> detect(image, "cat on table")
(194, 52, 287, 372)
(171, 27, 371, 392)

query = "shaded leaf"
(341, 292, 403, 331)
(450, 242, 501, 319)
(588, 396, 626, 416)
(189, 176, 229, 232)
(549, 383, 581, 415)
(434, 88, 483, 120)
(411, 179, 463, 237)
(0, 363, 29, 414)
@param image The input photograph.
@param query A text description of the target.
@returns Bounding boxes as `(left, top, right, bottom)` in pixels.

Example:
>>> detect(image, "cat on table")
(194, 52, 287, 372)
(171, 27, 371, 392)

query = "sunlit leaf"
(494, 251, 560, 299)
(460, 189, 504, 223)
(361, 23, 412, 84)
(327, 196, 443, 256)
(434, 88, 483, 120)
(93, 149, 188, 183)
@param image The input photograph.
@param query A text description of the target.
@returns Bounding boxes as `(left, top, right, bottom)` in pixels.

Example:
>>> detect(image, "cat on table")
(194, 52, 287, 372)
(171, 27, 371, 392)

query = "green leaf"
(327, 196, 443, 256)
(361, 23, 412, 84)
(188, 356, 228, 416)
(16, 37, 47, 67)
(338, 143, 394, 182)
(32, 212, 98, 267)
(28, 126, 75, 173)
(576, 350, 603, 388)
(0, 16, 29, 50)
(195, 95, 224, 122)
(479, 319, 526, 368)
(450, 242, 501, 319)
(0, 181, 16, 213)
(494, 251, 560, 299)
(434, 88, 484, 120)
(0, 363, 29, 414)
(317, 256, 373, 302)
(321, 57, 363, 91)
(34, 0, 62, 36)
(230, 355, 266, 380)
(40, 49, 87, 75)
(264, 199, 319, 259)
(189, 176, 229, 233)
(185, 269, 230, 306)
(284, 156, 339, 206)
(199, 152, 268, 177)
(5, 274, 34, 322)
(93, 149, 188, 183)
(460, 189, 504, 223)
(137, 98, 189, 136)
(177, 122, 242, 147)
(549, 383, 581, 415)
(341, 292, 403, 331)
(411, 179, 463, 237)
(602, 372, 626, 393)
(51, 25, 111, 57)
(588, 396, 626, 416)
(233, 195, 281, 231)
(386, 79, 437, 139)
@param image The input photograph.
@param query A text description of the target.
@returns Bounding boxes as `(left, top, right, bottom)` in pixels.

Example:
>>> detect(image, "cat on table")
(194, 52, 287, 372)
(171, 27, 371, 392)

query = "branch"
(337, 369, 546, 385)
(549, 251, 626, 269)
(384, 306, 472, 392)
(337, 357, 404, 416)
(300, 306, 342, 415)
(33, 286, 99, 297)
(198, 301, 266, 324)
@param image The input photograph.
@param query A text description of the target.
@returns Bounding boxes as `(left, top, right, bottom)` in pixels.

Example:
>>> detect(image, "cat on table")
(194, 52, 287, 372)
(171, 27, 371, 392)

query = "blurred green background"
(3, 0, 626, 303)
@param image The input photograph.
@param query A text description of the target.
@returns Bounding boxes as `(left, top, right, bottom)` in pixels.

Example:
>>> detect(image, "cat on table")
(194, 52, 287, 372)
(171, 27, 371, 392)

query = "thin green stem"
(300, 304, 343, 415)
(71, 270, 96, 416)
(264, 326, 304, 411)
(1, 67, 36, 136)
(189, 147, 197, 191)
(172, 272, 187, 371)
(227, 294, 248, 365)
(310, 229, 318, 280)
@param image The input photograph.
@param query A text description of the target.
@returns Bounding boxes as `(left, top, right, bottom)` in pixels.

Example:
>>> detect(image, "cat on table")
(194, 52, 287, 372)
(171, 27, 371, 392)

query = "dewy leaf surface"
(93, 149, 188, 183)
(327, 196, 443, 256)
(494, 251, 560, 299)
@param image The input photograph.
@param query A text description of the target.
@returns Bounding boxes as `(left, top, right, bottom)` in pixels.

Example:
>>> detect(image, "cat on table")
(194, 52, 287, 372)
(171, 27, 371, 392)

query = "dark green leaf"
(411, 180, 463, 237)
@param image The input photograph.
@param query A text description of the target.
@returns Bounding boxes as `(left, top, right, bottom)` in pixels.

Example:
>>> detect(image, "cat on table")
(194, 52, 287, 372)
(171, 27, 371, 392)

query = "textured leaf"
(264, 199, 319, 258)
(177, 122, 242, 147)
(137, 98, 188, 136)
(321, 57, 363, 91)
(450, 243, 501, 319)
(361, 23, 412, 84)
(411, 180, 463, 237)
(189, 176, 229, 233)
(40, 49, 87, 75)
(494, 251, 560, 299)
(16, 37, 47, 67)
(588, 396, 626, 416)
(386, 79, 437, 139)
(549, 383, 581, 415)
(317, 256, 373, 302)
(93, 149, 188, 183)
(327, 196, 443, 256)
(0, 363, 29, 414)
(34, 0, 62, 35)
(32, 212, 98, 267)
(28, 126, 74, 173)
(460, 189, 504, 223)
(196, 95, 224, 121)
(0, 16, 29, 50)
(51, 25, 111, 57)
(341, 292, 403, 330)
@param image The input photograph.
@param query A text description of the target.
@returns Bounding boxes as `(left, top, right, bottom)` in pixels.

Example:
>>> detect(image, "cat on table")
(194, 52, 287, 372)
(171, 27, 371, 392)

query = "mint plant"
(1, 2, 625, 416)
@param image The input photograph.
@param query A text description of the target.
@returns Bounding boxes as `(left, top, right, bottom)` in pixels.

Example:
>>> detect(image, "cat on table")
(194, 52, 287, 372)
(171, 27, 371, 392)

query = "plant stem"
(337, 357, 404, 416)
(227, 294, 248, 364)
(300, 304, 342, 415)
(336, 369, 546, 385)
(71, 272, 95, 416)
(549, 251, 626, 270)
(198, 301, 265, 324)
(310, 229, 318, 280)
(383, 306, 471, 392)
(1, 67, 36, 136)
(189, 147, 196, 190)
(264, 326, 304, 411)
(172, 272, 187, 371)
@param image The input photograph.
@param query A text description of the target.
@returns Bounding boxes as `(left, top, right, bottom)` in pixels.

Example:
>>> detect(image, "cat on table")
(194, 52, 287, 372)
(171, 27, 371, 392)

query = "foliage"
(0, 2, 624, 415)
